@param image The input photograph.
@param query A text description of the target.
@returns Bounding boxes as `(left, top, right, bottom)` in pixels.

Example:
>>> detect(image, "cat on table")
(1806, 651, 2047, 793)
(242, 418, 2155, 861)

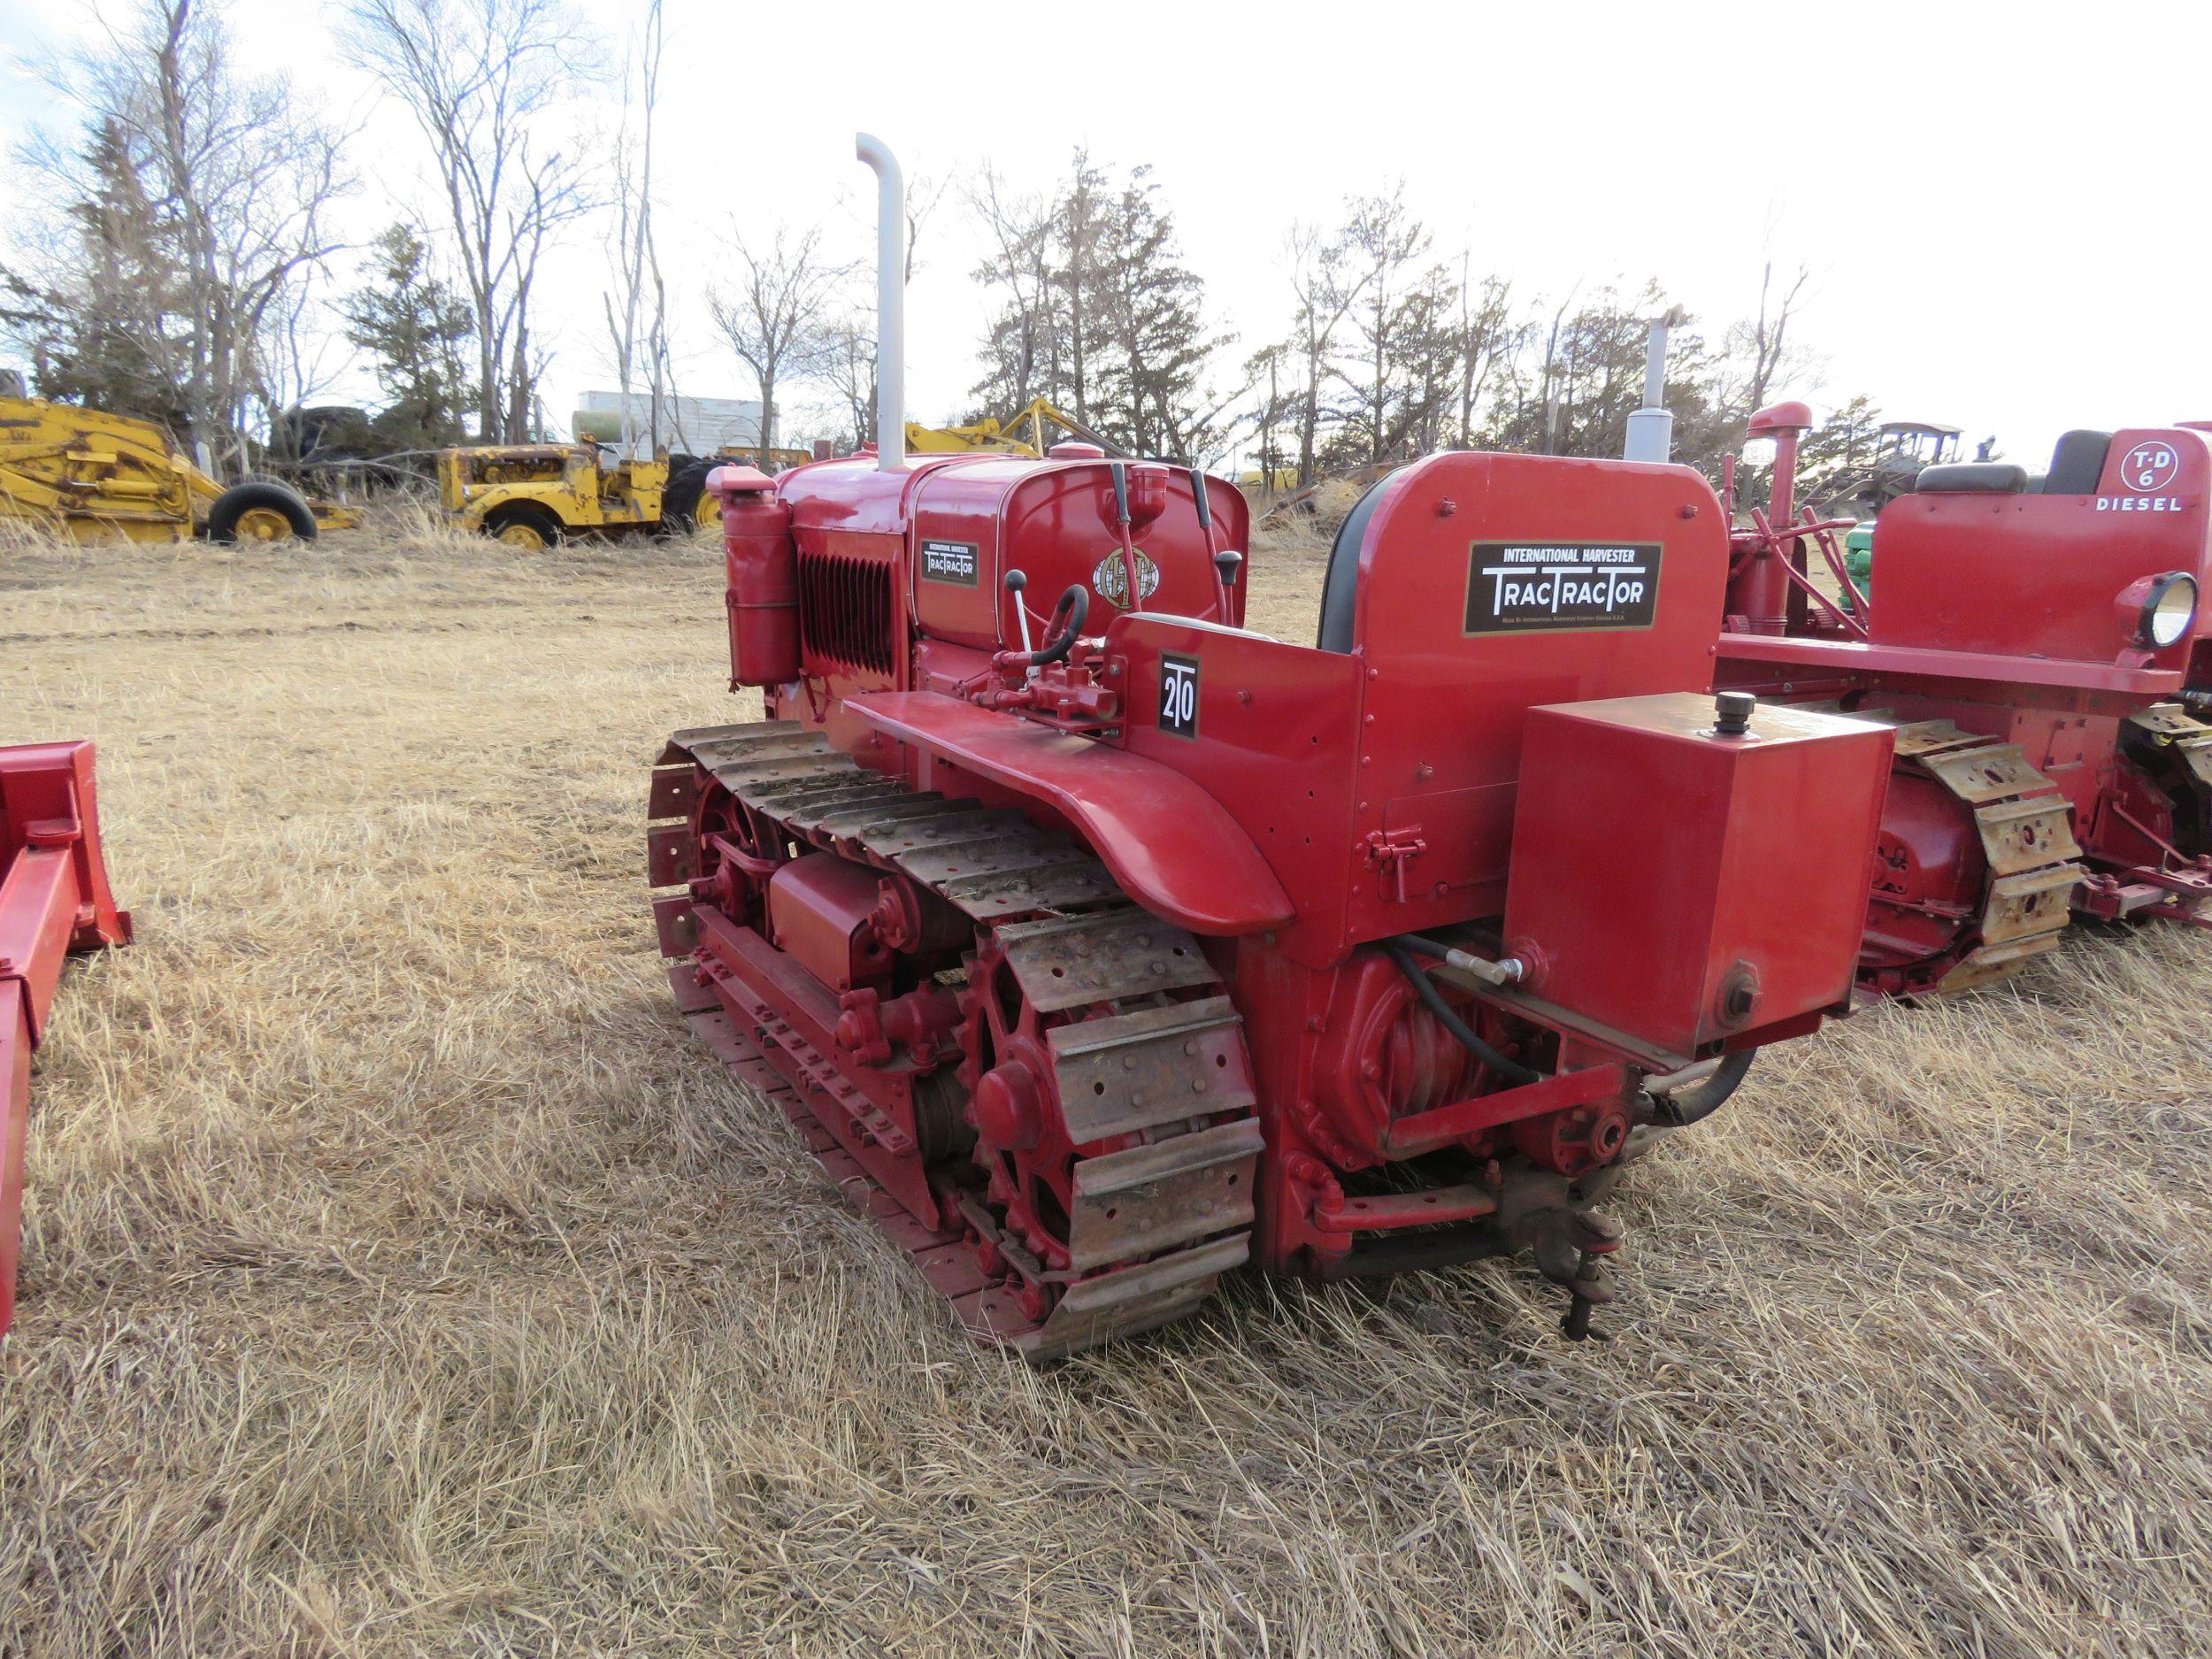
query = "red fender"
(847, 690, 1293, 937)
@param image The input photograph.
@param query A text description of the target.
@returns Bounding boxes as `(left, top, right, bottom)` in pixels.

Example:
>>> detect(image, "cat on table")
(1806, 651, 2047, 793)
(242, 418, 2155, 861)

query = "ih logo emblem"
(1158, 653, 1200, 739)
(2122, 442, 2180, 494)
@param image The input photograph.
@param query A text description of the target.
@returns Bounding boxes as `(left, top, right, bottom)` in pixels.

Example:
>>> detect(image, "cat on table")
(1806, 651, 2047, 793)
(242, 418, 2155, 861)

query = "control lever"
(1191, 465, 1236, 622)
(1107, 461, 1144, 613)
(1003, 568, 1035, 678)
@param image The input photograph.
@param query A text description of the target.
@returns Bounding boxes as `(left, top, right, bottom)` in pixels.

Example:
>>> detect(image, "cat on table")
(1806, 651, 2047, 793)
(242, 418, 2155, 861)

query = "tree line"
(0, 0, 1881, 494)
(963, 157, 1878, 489)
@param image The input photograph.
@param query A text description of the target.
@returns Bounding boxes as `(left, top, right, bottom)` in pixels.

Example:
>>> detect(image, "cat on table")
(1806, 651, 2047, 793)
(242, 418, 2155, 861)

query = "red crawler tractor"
(1, 741, 130, 1340)
(645, 139, 1899, 1359)
(1717, 403, 2212, 995)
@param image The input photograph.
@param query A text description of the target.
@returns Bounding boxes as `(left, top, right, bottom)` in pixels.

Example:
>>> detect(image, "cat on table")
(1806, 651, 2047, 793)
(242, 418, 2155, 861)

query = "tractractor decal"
(1463, 541, 1662, 634)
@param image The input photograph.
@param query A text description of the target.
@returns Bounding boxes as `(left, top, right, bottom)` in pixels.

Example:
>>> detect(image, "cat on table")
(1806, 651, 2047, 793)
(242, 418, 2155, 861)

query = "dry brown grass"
(4, 518, 2209, 1657)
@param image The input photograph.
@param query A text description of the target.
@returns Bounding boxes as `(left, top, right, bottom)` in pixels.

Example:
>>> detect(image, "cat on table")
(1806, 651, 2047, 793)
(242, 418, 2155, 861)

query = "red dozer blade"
(1, 741, 130, 1341)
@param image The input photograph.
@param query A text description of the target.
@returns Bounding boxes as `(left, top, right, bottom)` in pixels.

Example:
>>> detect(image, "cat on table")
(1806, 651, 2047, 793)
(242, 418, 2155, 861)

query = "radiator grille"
(797, 548, 895, 676)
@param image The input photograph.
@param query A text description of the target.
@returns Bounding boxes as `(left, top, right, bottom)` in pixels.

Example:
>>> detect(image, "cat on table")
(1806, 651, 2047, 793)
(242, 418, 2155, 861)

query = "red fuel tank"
(716, 465, 799, 687)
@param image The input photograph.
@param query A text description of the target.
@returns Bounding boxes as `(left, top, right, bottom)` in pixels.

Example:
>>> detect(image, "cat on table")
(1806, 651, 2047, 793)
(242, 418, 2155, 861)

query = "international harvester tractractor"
(646, 140, 1901, 1359)
(1718, 403, 2212, 995)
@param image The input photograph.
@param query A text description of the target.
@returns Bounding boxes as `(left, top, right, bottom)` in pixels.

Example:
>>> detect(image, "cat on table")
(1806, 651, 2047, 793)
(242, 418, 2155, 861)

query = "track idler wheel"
(955, 918, 1263, 1340)
(960, 940, 1083, 1279)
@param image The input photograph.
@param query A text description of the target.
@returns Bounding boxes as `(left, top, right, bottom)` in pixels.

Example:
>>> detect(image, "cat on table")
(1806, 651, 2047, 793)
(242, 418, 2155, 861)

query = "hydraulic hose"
(1647, 1048, 1755, 1127)
(1025, 584, 1089, 667)
(1379, 941, 1540, 1088)
(1387, 930, 1525, 987)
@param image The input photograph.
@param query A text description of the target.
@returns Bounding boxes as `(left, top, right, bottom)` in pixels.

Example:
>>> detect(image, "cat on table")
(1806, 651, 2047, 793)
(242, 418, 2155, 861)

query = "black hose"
(1379, 941, 1539, 1088)
(1390, 933, 1455, 963)
(1648, 1048, 1755, 1127)
(1025, 583, 1089, 666)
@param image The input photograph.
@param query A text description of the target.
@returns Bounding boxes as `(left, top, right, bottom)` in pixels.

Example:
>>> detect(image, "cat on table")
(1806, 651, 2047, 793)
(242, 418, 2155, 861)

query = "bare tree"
(600, 0, 668, 456)
(818, 313, 877, 451)
(707, 225, 848, 468)
(901, 170, 950, 285)
(1724, 259, 1813, 418)
(342, 0, 595, 442)
(1454, 266, 1515, 448)
(7, 0, 351, 472)
(1056, 150, 1108, 426)
(1335, 187, 1432, 467)
(1242, 341, 1293, 491)
(1283, 220, 1369, 488)
(965, 165, 1056, 413)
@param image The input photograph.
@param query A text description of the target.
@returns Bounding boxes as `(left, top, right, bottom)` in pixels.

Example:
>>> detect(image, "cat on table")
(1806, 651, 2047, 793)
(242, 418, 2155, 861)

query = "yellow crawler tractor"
(0, 394, 357, 543)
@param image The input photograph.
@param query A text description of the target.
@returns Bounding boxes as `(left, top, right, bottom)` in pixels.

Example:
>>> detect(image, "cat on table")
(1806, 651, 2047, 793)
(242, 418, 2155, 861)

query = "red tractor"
(647, 140, 1899, 1359)
(1717, 403, 2212, 995)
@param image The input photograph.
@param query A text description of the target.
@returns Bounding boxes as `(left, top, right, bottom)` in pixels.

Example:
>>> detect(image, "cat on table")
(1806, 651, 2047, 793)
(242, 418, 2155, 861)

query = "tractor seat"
(2040, 429, 2112, 495)
(1317, 478, 1390, 651)
(1914, 462, 2029, 495)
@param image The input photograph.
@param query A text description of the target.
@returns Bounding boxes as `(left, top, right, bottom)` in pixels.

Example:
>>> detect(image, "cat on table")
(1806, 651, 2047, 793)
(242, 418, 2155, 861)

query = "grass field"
(4, 511, 2209, 1656)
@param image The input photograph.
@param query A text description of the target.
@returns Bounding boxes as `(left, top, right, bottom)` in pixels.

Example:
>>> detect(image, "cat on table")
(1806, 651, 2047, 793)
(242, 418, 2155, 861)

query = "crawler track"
(649, 719, 1260, 1361)
(1870, 718, 2084, 994)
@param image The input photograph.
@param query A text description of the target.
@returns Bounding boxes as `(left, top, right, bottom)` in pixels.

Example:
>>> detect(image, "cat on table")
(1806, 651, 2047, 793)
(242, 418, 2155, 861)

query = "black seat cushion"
(2041, 430, 2113, 495)
(1915, 463, 2029, 495)
(1317, 477, 1392, 652)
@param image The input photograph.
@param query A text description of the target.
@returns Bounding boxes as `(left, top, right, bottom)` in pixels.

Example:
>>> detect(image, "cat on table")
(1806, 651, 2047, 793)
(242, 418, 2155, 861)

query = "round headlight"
(2144, 572, 2199, 648)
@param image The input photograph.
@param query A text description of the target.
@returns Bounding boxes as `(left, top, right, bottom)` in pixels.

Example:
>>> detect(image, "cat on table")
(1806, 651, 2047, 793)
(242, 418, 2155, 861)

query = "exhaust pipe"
(1623, 309, 1682, 465)
(856, 133, 906, 472)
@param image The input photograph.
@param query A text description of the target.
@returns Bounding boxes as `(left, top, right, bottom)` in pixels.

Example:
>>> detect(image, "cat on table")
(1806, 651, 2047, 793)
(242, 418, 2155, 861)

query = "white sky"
(3, 0, 2208, 470)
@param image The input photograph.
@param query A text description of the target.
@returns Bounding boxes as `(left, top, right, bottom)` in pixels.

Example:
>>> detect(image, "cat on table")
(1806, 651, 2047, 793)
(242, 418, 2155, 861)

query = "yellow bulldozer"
(0, 393, 358, 543)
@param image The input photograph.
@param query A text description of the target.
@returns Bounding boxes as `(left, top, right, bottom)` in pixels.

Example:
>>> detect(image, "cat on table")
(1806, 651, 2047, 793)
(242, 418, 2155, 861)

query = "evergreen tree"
(0, 118, 193, 427)
(341, 223, 476, 451)
(1089, 167, 1220, 458)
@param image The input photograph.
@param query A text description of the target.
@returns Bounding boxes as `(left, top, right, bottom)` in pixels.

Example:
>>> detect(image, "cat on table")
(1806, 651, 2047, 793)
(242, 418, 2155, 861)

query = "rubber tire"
(662, 459, 723, 535)
(483, 503, 565, 551)
(207, 480, 318, 544)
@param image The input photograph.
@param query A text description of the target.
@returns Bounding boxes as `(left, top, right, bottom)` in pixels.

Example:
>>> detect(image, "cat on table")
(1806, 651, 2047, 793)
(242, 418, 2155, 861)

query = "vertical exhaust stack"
(856, 134, 906, 472)
(1623, 310, 1681, 465)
